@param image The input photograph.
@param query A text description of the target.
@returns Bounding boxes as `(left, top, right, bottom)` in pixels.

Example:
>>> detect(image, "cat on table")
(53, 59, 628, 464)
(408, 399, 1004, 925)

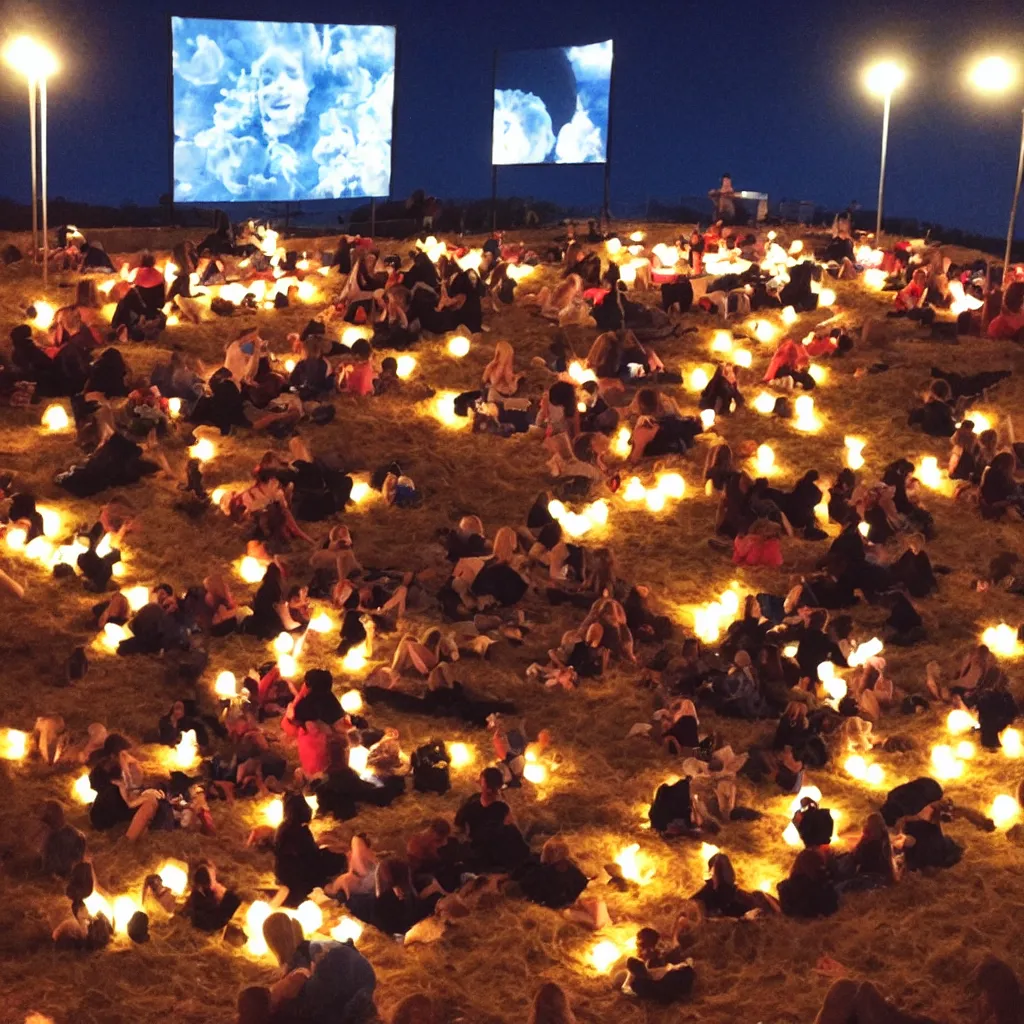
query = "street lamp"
(864, 60, 907, 242)
(4, 36, 58, 286)
(967, 55, 1023, 284)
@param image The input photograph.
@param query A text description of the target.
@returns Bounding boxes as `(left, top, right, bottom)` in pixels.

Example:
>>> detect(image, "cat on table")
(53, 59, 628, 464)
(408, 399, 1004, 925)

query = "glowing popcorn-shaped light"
(173, 729, 199, 769)
(818, 661, 847, 702)
(42, 404, 71, 432)
(431, 390, 467, 428)
(781, 306, 798, 326)
(331, 916, 364, 943)
(656, 472, 685, 500)
(589, 939, 621, 973)
(982, 623, 1021, 658)
(615, 843, 655, 885)
(946, 708, 978, 736)
(700, 409, 716, 431)
(567, 360, 597, 385)
(396, 355, 417, 379)
(214, 671, 238, 699)
(447, 335, 471, 358)
(793, 394, 819, 432)
(523, 761, 548, 785)
(246, 900, 274, 956)
(238, 556, 264, 584)
(753, 390, 776, 415)
(847, 637, 883, 668)
(844, 436, 866, 470)
(818, 288, 836, 308)
(158, 860, 188, 897)
(73, 773, 97, 804)
(688, 367, 710, 392)
(916, 457, 942, 490)
(930, 744, 964, 781)
(733, 348, 753, 369)
(1001, 727, 1023, 758)
(612, 425, 632, 458)
(273, 632, 294, 656)
(991, 794, 1020, 828)
(755, 444, 775, 475)
(448, 742, 474, 769)
(2, 728, 29, 760)
(189, 438, 215, 463)
(752, 320, 778, 344)
(113, 895, 140, 934)
(101, 622, 128, 652)
(711, 330, 733, 354)
(294, 900, 323, 936)
(622, 476, 647, 503)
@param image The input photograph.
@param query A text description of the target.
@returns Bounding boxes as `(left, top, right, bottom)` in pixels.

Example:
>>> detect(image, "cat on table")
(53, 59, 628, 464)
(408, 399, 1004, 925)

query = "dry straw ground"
(2, 224, 1024, 1024)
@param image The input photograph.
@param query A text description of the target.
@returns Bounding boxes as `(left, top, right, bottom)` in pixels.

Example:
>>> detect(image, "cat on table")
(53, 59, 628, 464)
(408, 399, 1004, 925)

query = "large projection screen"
(172, 17, 396, 202)
(492, 40, 612, 166)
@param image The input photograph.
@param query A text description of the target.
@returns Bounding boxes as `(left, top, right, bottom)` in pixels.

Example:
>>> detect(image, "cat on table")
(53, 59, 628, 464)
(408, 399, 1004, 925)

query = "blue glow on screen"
(493, 40, 612, 165)
(172, 17, 395, 202)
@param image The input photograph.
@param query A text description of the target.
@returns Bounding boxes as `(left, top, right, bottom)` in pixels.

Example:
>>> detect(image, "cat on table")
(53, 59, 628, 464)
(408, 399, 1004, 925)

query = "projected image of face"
(493, 40, 612, 165)
(172, 18, 395, 203)
(255, 47, 310, 139)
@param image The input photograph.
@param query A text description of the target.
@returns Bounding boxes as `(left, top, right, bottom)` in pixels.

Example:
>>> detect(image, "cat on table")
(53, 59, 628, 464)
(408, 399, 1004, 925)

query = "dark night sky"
(1, 0, 1023, 237)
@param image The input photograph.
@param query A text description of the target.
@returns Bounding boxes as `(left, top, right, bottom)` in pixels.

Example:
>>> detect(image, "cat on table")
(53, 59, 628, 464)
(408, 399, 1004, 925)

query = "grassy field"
(2, 224, 1024, 1024)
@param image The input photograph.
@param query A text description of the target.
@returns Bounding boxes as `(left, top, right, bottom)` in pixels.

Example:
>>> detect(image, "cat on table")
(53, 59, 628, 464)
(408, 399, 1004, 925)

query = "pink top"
(341, 361, 376, 396)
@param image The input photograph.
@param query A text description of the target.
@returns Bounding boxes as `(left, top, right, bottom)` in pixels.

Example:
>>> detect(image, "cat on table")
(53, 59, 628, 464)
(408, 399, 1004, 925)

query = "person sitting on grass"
(454, 767, 530, 872)
(185, 859, 242, 932)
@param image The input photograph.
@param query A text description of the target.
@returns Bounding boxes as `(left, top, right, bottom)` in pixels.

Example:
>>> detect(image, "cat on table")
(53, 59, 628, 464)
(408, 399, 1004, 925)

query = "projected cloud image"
(172, 18, 395, 202)
(493, 40, 612, 165)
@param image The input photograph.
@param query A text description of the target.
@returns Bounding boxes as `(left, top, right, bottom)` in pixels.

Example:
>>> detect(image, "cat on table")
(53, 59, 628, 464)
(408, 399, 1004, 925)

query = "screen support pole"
(490, 48, 498, 232)
(491, 165, 498, 232)
(602, 46, 617, 228)
(371, 197, 377, 238)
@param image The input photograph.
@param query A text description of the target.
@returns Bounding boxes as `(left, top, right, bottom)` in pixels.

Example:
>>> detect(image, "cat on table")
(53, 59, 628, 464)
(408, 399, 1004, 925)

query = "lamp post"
(967, 55, 1023, 284)
(864, 60, 907, 242)
(4, 36, 58, 286)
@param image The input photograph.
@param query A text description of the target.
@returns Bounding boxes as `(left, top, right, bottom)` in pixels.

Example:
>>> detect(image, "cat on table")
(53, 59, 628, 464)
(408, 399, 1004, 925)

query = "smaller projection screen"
(492, 40, 612, 166)
(172, 17, 396, 202)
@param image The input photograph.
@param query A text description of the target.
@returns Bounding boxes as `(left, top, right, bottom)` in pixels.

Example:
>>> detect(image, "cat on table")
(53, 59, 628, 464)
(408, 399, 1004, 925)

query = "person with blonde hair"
(482, 340, 522, 401)
(528, 982, 577, 1024)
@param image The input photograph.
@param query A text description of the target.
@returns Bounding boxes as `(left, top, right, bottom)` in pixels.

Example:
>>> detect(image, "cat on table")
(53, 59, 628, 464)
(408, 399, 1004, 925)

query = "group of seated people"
(9, 210, 1024, 1024)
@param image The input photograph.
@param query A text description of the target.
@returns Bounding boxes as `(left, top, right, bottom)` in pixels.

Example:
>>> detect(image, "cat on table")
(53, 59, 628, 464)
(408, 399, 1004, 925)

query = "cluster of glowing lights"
(522, 749, 549, 786)
(847, 637, 884, 669)
(818, 661, 847, 703)
(620, 473, 685, 515)
(244, 898, 327, 956)
(982, 623, 1022, 658)
(547, 497, 610, 538)
(843, 754, 885, 787)
(693, 584, 742, 644)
